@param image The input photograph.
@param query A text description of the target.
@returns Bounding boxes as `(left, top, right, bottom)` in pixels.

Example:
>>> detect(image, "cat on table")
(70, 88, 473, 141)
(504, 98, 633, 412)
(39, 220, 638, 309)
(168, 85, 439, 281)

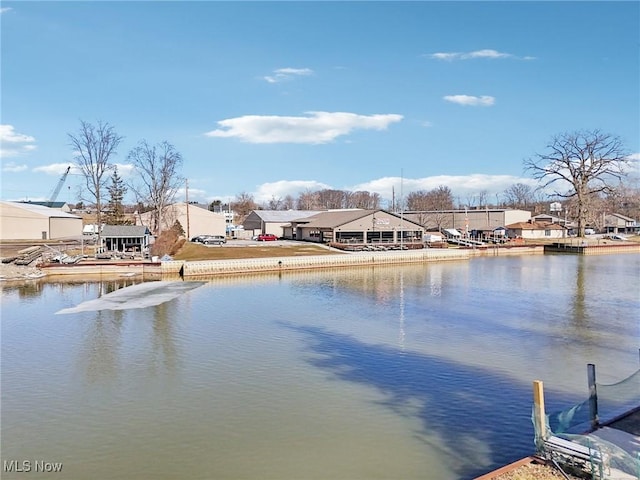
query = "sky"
(1, 1, 639, 208)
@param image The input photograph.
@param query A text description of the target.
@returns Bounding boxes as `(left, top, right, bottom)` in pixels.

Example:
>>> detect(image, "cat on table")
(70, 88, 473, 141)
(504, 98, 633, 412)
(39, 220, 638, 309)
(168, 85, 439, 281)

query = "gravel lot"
(0, 262, 43, 280)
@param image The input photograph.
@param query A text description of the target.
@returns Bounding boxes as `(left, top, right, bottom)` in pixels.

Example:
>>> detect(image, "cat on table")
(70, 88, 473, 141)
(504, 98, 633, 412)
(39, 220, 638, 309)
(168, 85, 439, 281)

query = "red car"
(257, 234, 278, 241)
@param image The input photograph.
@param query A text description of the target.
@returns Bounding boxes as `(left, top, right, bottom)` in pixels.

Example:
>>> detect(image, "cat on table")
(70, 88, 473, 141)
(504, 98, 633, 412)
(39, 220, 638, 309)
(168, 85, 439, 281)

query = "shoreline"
(2, 241, 638, 282)
(2, 246, 531, 280)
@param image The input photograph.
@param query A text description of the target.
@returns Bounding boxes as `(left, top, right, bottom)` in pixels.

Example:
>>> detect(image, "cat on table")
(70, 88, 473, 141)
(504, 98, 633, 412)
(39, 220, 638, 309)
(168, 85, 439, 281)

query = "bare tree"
(231, 192, 258, 221)
(282, 195, 296, 210)
(69, 120, 123, 250)
(503, 183, 536, 210)
(296, 189, 318, 210)
(406, 186, 454, 211)
(604, 181, 640, 220)
(347, 191, 381, 209)
(267, 196, 283, 210)
(476, 190, 489, 209)
(406, 190, 430, 211)
(316, 189, 348, 209)
(128, 140, 184, 235)
(427, 185, 455, 210)
(525, 130, 630, 237)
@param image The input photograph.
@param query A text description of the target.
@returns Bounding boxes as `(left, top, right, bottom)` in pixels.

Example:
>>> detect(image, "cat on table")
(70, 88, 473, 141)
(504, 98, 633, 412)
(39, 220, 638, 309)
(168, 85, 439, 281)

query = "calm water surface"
(2, 254, 639, 479)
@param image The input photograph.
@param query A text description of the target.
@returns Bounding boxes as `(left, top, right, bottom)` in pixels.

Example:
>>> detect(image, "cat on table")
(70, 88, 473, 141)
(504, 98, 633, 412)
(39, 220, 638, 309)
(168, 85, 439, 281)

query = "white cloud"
(264, 67, 314, 83)
(0, 125, 37, 158)
(348, 174, 538, 202)
(443, 95, 495, 107)
(245, 174, 538, 206)
(112, 163, 136, 177)
(205, 111, 403, 144)
(464, 49, 512, 59)
(32, 163, 78, 175)
(31, 162, 134, 178)
(0, 124, 35, 143)
(427, 49, 534, 61)
(176, 186, 208, 202)
(253, 180, 332, 203)
(624, 153, 640, 174)
(2, 162, 28, 173)
(429, 52, 460, 61)
(0, 7, 13, 14)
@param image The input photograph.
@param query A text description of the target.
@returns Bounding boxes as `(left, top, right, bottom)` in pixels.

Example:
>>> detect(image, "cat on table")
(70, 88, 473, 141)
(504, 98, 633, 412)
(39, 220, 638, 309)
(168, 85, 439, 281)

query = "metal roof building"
(243, 210, 322, 236)
(0, 201, 83, 241)
(289, 209, 425, 245)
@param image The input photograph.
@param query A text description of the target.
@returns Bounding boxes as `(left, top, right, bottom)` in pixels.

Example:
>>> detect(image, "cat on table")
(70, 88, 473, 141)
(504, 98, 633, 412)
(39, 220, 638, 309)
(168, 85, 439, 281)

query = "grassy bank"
(172, 241, 342, 261)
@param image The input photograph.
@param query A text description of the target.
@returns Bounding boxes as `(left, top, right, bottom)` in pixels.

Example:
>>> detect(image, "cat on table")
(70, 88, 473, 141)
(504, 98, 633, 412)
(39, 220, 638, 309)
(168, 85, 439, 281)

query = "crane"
(47, 166, 71, 207)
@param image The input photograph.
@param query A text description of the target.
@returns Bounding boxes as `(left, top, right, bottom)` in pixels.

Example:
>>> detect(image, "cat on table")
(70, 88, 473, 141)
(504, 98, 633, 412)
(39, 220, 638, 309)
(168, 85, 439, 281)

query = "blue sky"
(1, 1, 639, 207)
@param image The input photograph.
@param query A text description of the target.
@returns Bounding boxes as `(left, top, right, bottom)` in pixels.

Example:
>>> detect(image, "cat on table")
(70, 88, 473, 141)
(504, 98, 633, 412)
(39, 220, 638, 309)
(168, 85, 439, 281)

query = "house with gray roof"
(101, 225, 151, 254)
(603, 213, 637, 234)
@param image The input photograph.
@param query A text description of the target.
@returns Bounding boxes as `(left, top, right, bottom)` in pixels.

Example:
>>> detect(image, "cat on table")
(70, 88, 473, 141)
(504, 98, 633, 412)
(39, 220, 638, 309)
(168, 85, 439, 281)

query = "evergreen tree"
(106, 166, 130, 224)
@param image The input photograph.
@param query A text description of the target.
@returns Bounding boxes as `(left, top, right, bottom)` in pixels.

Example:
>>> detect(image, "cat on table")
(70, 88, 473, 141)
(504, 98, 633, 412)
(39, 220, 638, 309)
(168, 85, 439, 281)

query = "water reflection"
(284, 323, 557, 478)
(571, 256, 588, 325)
(83, 310, 124, 384)
(149, 301, 180, 376)
(0, 279, 45, 298)
(77, 280, 182, 384)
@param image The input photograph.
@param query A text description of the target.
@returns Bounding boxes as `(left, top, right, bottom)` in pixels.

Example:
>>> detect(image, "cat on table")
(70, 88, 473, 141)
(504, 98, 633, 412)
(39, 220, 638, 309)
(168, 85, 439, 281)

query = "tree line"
(70, 121, 637, 239)
(228, 179, 639, 236)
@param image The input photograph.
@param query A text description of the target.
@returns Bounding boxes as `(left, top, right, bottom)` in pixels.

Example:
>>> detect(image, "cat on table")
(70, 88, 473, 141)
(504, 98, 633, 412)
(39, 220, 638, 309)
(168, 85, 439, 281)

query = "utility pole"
(400, 169, 404, 248)
(185, 179, 190, 240)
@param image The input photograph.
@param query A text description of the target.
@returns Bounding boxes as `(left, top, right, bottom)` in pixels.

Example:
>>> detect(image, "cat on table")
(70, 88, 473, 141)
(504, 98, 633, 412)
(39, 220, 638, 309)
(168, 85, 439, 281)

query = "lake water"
(1, 254, 639, 479)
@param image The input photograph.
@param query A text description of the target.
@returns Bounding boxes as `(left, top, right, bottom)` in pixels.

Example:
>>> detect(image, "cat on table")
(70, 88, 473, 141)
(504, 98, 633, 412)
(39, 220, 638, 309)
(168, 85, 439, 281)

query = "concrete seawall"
(544, 242, 640, 255)
(169, 249, 471, 277)
(37, 242, 633, 278)
(469, 245, 544, 257)
(41, 261, 162, 277)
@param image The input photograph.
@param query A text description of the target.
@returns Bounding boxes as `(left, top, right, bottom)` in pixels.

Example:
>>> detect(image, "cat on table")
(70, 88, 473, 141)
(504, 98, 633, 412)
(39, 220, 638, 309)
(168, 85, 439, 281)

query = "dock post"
(533, 380, 547, 451)
(587, 363, 599, 430)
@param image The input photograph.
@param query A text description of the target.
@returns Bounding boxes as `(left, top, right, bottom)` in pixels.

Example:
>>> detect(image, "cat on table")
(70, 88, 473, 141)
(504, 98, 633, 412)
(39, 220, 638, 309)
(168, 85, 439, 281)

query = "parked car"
(191, 235, 226, 245)
(257, 234, 278, 241)
(202, 235, 226, 245)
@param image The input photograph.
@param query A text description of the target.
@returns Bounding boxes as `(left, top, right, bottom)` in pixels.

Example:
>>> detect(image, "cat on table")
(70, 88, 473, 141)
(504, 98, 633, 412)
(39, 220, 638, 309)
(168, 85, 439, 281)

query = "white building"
(506, 221, 565, 240)
(0, 201, 82, 240)
(137, 202, 226, 238)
